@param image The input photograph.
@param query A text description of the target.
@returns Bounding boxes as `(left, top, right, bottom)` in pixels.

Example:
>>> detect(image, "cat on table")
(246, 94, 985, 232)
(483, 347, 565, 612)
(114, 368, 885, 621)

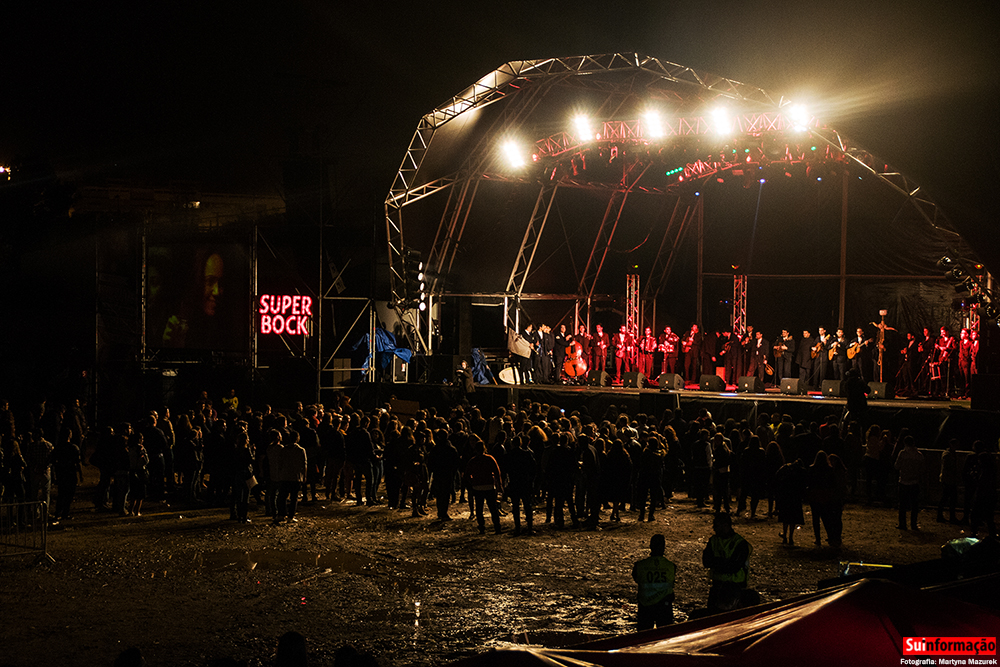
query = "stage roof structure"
(384, 53, 992, 354)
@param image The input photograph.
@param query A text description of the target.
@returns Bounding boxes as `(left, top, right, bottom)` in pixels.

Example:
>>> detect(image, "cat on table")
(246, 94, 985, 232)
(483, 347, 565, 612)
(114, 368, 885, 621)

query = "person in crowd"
(774, 457, 806, 546)
(274, 429, 307, 525)
(937, 438, 960, 524)
(52, 427, 83, 521)
(505, 433, 538, 535)
(464, 435, 504, 535)
(126, 431, 149, 517)
(702, 512, 752, 613)
(894, 435, 925, 530)
(632, 534, 677, 630)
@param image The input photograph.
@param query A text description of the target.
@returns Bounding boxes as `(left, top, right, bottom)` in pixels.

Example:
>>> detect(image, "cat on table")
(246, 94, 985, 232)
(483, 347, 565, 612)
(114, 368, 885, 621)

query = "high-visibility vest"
(708, 533, 751, 586)
(632, 555, 677, 606)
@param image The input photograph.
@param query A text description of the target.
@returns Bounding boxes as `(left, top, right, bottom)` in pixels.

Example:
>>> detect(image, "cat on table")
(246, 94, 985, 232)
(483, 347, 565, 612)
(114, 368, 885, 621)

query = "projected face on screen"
(203, 253, 224, 317)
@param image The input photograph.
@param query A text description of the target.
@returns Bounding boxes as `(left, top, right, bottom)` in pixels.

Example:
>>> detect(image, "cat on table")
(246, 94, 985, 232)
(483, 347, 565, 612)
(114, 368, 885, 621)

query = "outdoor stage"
(352, 379, 1000, 450)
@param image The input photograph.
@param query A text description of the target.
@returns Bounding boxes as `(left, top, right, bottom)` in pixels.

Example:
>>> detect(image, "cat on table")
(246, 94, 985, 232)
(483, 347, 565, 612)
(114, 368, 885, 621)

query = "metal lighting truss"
(733, 274, 748, 338)
(626, 274, 640, 341)
(386, 52, 967, 353)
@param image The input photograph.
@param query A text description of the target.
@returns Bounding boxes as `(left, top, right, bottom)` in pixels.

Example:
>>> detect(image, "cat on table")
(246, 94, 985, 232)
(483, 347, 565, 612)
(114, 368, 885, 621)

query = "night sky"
(1, 1, 998, 284)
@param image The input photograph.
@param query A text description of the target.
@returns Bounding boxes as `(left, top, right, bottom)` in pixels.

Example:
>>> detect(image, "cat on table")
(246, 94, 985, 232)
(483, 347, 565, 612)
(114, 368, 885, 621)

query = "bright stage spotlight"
(788, 103, 809, 131)
(573, 115, 594, 141)
(643, 110, 664, 138)
(711, 107, 730, 135)
(502, 140, 526, 168)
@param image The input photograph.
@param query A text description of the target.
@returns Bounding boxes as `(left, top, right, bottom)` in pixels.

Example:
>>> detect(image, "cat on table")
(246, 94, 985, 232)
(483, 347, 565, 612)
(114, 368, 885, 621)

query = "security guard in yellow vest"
(631, 534, 677, 630)
(702, 512, 752, 613)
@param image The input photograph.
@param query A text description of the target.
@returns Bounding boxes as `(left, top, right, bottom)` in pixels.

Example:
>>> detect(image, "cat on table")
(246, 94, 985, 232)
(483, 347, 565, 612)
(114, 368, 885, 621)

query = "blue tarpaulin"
(352, 328, 412, 371)
(471, 348, 495, 385)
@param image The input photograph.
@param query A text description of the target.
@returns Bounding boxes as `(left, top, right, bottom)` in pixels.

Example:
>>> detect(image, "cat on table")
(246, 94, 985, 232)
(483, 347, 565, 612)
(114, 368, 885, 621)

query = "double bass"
(563, 340, 589, 378)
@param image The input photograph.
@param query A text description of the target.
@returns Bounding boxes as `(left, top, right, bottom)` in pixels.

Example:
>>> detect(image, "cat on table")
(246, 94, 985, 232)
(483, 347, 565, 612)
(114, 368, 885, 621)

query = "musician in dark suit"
(737, 325, 754, 379)
(773, 329, 795, 380)
(523, 322, 539, 383)
(719, 330, 738, 385)
(849, 327, 872, 381)
(830, 328, 849, 380)
(592, 324, 609, 374)
(540, 324, 555, 384)
(747, 330, 770, 385)
(682, 324, 703, 384)
(811, 326, 831, 387)
(639, 326, 657, 378)
(553, 324, 570, 383)
(796, 330, 816, 390)
(575, 324, 592, 366)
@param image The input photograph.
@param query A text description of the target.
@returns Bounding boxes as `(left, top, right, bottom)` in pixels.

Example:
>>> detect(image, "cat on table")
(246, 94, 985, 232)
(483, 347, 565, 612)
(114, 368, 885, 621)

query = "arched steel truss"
(385, 52, 962, 353)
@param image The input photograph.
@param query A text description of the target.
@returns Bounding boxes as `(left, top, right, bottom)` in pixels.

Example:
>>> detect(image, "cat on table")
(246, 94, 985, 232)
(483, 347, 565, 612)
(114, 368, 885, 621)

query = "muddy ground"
(0, 469, 963, 667)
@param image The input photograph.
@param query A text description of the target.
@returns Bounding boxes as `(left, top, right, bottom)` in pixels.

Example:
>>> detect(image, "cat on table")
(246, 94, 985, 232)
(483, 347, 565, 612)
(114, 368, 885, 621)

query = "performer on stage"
(773, 329, 795, 380)
(830, 328, 849, 381)
(811, 326, 831, 388)
(553, 324, 569, 383)
(639, 326, 657, 378)
(970, 329, 980, 377)
(575, 324, 593, 371)
(747, 329, 770, 385)
(508, 327, 533, 384)
(957, 328, 972, 397)
(849, 327, 873, 381)
(523, 322, 539, 383)
(540, 324, 555, 384)
(613, 325, 635, 384)
(896, 332, 920, 396)
(932, 327, 956, 397)
(737, 325, 754, 380)
(659, 326, 680, 376)
(914, 327, 934, 395)
(682, 324, 703, 384)
(592, 324, 609, 375)
(719, 330, 738, 386)
(796, 330, 815, 390)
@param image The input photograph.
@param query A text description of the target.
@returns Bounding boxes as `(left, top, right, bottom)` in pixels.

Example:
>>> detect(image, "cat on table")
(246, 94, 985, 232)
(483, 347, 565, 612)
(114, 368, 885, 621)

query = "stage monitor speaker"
(623, 371, 646, 388)
(868, 381, 893, 399)
(391, 355, 408, 383)
(780, 378, 806, 395)
(587, 370, 610, 387)
(737, 376, 764, 393)
(822, 379, 844, 397)
(700, 374, 725, 392)
(970, 374, 1000, 411)
(658, 373, 683, 391)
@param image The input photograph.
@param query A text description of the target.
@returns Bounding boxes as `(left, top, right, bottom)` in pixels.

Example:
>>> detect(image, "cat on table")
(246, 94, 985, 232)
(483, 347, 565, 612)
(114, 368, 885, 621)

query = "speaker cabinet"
(391, 355, 408, 383)
(587, 370, 610, 387)
(780, 378, 806, 395)
(971, 374, 1000, 411)
(623, 371, 646, 388)
(738, 376, 764, 393)
(867, 381, 893, 399)
(822, 379, 844, 397)
(658, 373, 683, 391)
(699, 374, 725, 392)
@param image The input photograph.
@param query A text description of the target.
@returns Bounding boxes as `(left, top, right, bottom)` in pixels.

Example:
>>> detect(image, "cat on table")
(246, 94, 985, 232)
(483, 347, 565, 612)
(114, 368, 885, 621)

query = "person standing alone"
(632, 534, 677, 630)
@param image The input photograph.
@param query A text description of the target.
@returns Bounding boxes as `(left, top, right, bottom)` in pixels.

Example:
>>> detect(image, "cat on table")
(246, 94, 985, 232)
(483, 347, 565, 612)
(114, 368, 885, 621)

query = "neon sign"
(259, 294, 312, 335)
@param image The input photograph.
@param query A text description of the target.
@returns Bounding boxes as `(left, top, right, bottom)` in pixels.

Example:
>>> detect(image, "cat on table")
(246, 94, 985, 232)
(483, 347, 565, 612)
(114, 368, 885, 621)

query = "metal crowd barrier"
(0, 501, 54, 563)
